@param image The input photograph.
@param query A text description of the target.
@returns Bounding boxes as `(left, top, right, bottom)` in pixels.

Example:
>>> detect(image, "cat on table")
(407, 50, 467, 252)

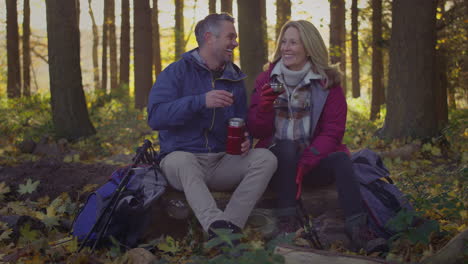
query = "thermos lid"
(229, 118, 245, 127)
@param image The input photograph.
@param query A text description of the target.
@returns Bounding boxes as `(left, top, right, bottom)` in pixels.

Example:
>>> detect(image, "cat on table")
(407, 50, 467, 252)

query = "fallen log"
(274, 245, 396, 264)
(420, 227, 468, 264)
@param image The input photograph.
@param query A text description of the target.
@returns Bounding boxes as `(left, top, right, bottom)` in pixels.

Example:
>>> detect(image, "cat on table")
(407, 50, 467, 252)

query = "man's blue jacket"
(147, 49, 247, 157)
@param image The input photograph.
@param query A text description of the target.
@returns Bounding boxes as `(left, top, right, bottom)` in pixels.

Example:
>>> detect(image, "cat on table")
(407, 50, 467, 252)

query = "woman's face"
(280, 27, 308, 71)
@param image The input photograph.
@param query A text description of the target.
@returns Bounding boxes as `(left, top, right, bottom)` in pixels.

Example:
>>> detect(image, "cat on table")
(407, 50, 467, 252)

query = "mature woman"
(247, 20, 386, 253)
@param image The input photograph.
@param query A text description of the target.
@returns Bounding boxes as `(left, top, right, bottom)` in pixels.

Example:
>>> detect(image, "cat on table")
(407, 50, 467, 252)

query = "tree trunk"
(6, 0, 21, 98)
(101, 0, 109, 93)
(209, 0, 216, 13)
(119, 0, 130, 95)
(351, 0, 360, 98)
(23, 0, 31, 96)
(329, 0, 346, 95)
(275, 0, 291, 40)
(152, 0, 162, 79)
(45, 0, 96, 139)
(434, 0, 449, 129)
(133, 0, 153, 109)
(379, 0, 438, 140)
(238, 0, 268, 97)
(174, 0, 184, 60)
(75, 0, 80, 26)
(88, 0, 100, 91)
(370, 0, 383, 120)
(434, 47, 449, 130)
(109, 0, 118, 95)
(221, 0, 232, 14)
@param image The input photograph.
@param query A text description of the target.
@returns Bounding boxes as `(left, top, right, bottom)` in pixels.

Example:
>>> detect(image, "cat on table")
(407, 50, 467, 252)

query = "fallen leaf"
(18, 179, 40, 195)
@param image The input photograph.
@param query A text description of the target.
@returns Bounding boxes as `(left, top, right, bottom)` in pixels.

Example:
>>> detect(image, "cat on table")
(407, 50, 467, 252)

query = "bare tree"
(276, 0, 291, 40)
(152, 0, 162, 78)
(120, 0, 130, 95)
(238, 0, 268, 96)
(45, 0, 96, 139)
(109, 0, 118, 95)
(134, 0, 153, 109)
(6, 0, 21, 98)
(101, 0, 109, 93)
(221, 0, 232, 14)
(329, 0, 346, 94)
(351, 0, 360, 98)
(379, 0, 438, 139)
(209, 0, 216, 13)
(174, 0, 184, 59)
(23, 0, 31, 96)
(88, 0, 100, 91)
(370, 0, 384, 120)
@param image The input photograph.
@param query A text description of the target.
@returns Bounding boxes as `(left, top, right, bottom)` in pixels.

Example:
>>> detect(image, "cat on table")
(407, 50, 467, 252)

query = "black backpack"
(72, 140, 167, 251)
(351, 148, 414, 239)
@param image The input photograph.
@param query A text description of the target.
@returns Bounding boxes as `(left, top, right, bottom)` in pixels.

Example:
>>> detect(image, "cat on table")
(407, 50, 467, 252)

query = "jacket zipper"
(205, 79, 216, 152)
(204, 75, 247, 152)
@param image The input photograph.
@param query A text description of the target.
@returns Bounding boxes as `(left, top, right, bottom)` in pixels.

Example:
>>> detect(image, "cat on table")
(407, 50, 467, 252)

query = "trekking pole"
(297, 198, 323, 250)
(78, 140, 153, 252)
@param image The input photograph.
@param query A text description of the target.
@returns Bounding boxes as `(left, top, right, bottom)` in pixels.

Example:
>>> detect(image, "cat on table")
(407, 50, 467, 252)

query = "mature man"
(147, 13, 277, 238)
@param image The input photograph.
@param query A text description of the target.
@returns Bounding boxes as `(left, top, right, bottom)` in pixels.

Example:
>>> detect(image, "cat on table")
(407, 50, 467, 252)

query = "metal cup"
(270, 81, 285, 93)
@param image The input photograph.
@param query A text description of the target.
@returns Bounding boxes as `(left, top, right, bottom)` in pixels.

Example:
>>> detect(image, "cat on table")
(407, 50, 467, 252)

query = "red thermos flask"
(226, 118, 245, 155)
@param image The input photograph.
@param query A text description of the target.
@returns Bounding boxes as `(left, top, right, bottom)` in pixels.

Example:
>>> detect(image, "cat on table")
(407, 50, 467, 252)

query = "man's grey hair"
(195, 13, 235, 47)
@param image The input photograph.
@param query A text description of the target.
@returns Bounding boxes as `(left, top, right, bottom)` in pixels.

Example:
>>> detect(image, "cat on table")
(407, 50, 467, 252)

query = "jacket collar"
(182, 48, 247, 81)
(269, 60, 323, 86)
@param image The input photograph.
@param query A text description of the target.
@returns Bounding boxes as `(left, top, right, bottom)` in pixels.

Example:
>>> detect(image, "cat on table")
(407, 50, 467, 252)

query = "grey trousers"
(160, 149, 277, 231)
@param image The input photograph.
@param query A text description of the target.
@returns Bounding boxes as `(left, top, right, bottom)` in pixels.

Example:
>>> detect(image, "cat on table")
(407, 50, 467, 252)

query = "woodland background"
(0, 0, 466, 263)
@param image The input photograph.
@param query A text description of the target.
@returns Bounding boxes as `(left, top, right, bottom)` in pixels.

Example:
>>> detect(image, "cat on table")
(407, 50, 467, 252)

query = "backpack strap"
(363, 181, 402, 212)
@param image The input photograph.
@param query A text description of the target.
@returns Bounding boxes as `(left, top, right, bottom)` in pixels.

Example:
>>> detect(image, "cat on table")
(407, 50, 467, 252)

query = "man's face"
(209, 21, 238, 65)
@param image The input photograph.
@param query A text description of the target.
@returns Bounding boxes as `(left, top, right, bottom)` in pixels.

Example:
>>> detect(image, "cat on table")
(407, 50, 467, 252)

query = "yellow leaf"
(458, 224, 466, 232)
(35, 211, 46, 220)
(73, 153, 80, 162)
(0, 182, 11, 195)
(0, 228, 13, 242)
(65, 237, 78, 252)
(157, 236, 180, 253)
(460, 210, 467, 220)
(8, 201, 30, 215)
(250, 240, 264, 250)
(37, 196, 51, 208)
(63, 155, 73, 163)
(431, 146, 441, 156)
(82, 184, 98, 193)
(47, 205, 57, 218)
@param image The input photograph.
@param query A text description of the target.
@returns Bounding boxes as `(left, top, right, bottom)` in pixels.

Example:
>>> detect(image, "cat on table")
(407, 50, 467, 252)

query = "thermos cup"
(226, 118, 245, 155)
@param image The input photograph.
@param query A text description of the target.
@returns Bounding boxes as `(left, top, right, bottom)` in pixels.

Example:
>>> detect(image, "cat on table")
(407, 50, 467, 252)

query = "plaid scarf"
(271, 60, 322, 150)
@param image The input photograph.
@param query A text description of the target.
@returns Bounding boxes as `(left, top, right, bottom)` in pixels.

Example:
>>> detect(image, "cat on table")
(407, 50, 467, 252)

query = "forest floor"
(0, 159, 116, 202)
(0, 96, 466, 263)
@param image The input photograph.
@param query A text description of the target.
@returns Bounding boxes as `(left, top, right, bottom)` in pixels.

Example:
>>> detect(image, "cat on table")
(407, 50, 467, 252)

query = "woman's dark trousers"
(269, 140, 365, 218)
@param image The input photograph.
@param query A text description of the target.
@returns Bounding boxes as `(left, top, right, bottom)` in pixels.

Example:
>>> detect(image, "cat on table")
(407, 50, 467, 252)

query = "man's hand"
(241, 132, 250, 154)
(206, 90, 234, 108)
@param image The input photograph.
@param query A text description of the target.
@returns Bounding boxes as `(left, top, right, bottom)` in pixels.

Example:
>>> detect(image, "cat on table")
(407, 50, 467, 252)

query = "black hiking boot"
(345, 213, 388, 253)
(208, 220, 242, 247)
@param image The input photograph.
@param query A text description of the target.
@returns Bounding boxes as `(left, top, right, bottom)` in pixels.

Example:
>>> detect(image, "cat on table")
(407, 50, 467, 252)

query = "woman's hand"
(258, 83, 282, 112)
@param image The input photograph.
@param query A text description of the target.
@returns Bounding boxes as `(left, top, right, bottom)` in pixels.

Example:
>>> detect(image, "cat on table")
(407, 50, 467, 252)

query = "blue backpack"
(72, 164, 167, 249)
(351, 148, 414, 239)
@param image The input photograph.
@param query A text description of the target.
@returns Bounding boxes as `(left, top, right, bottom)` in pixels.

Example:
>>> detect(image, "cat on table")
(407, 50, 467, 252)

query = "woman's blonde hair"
(272, 20, 342, 89)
